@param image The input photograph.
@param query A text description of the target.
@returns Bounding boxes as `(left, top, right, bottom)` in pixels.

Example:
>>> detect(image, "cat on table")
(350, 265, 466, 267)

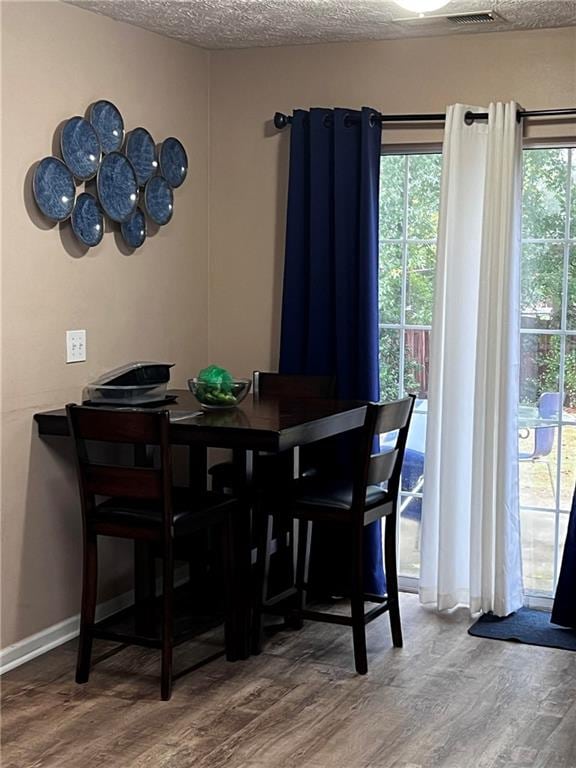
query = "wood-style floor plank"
(2, 595, 575, 768)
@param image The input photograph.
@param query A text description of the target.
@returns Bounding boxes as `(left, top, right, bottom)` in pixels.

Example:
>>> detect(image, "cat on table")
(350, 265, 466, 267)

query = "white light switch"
(66, 330, 86, 363)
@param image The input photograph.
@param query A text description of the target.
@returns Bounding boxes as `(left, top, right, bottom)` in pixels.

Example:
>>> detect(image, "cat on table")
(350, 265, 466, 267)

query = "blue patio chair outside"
(519, 391, 561, 496)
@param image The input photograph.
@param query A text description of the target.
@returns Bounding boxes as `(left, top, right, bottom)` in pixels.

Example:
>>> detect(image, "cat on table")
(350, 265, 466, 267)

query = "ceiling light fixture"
(393, 0, 450, 12)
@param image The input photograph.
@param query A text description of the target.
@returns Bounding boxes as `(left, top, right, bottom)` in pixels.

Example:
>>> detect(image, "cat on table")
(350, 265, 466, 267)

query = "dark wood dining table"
(34, 389, 368, 659)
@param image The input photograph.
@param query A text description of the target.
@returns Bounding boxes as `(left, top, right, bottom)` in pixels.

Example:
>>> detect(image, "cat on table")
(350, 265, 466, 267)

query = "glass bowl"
(188, 377, 251, 410)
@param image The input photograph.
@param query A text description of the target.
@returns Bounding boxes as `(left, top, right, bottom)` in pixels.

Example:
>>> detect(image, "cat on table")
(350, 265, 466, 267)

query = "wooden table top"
(34, 390, 368, 452)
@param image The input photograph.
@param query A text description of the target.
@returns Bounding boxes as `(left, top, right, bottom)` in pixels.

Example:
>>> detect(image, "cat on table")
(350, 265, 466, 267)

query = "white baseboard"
(0, 566, 189, 676)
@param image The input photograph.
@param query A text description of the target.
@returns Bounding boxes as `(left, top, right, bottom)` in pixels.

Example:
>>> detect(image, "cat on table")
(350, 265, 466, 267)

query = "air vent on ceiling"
(446, 11, 497, 25)
(393, 9, 504, 27)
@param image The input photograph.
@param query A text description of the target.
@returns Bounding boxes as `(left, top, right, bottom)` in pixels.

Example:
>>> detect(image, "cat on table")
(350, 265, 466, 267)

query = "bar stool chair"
(67, 405, 239, 701)
(208, 371, 336, 493)
(208, 372, 336, 603)
(252, 395, 415, 674)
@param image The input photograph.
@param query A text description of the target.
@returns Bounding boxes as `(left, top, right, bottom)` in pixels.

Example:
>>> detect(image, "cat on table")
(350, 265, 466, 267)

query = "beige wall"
(1, 1, 210, 647)
(1, 4, 575, 653)
(208, 28, 576, 375)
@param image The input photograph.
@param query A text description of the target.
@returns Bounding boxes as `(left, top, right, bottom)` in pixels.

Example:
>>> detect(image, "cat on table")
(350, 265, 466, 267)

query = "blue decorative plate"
(159, 137, 187, 188)
(71, 193, 104, 247)
(144, 176, 173, 225)
(89, 100, 124, 154)
(33, 157, 75, 221)
(61, 116, 101, 180)
(125, 128, 157, 187)
(121, 207, 146, 248)
(96, 152, 138, 223)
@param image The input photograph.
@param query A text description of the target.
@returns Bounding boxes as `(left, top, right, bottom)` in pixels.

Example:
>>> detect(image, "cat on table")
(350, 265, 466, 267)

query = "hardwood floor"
(2, 594, 575, 768)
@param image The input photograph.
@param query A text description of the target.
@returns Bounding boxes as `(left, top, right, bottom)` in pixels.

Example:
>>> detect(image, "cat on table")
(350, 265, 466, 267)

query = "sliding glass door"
(379, 144, 576, 596)
(519, 147, 576, 596)
(379, 150, 441, 579)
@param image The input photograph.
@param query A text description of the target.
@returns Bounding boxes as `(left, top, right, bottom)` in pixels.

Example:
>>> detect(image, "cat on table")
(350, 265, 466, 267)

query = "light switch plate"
(66, 330, 86, 363)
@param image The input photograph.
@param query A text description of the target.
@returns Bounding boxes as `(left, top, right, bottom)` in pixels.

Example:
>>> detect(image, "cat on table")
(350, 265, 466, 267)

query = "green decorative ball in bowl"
(188, 364, 251, 410)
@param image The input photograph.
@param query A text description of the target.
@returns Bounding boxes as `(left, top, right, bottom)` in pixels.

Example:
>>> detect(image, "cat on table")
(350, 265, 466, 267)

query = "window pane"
(406, 243, 435, 325)
(379, 328, 401, 401)
(379, 155, 405, 240)
(520, 509, 555, 594)
(399, 509, 420, 578)
(520, 334, 561, 407)
(568, 248, 576, 330)
(519, 427, 558, 511)
(560, 424, 576, 512)
(565, 337, 576, 416)
(522, 148, 569, 239)
(401, 409, 426, 493)
(404, 330, 431, 398)
(520, 243, 564, 330)
(379, 243, 402, 325)
(571, 148, 576, 239)
(558, 513, 569, 585)
(407, 154, 442, 240)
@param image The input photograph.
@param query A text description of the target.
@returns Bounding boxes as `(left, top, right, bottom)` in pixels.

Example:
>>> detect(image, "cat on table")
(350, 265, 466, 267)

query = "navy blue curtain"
(279, 107, 385, 595)
(551, 483, 576, 628)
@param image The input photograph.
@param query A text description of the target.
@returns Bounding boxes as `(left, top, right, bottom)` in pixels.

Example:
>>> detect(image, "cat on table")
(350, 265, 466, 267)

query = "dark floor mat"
(468, 607, 576, 651)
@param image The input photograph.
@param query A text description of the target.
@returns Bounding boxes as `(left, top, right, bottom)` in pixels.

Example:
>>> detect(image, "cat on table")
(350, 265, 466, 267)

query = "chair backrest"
(352, 395, 416, 514)
(253, 371, 336, 399)
(66, 405, 173, 530)
(534, 392, 561, 457)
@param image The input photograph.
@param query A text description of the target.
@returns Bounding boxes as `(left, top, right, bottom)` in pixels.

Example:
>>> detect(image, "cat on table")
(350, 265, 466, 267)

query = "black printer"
(82, 362, 174, 405)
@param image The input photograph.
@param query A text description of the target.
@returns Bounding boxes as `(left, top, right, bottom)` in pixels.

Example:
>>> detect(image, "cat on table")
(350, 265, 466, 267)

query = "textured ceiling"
(66, 0, 576, 49)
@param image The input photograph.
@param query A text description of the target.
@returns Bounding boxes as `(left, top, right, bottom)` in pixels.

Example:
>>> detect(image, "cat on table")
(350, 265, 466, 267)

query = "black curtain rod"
(273, 108, 576, 130)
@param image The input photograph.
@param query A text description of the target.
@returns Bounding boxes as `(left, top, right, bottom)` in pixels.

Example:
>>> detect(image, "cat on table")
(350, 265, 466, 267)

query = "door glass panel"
(521, 243, 564, 330)
(520, 509, 555, 594)
(407, 153, 442, 240)
(522, 148, 568, 240)
(379, 243, 403, 325)
(406, 244, 435, 326)
(379, 328, 401, 403)
(520, 334, 561, 408)
(380, 154, 405, 240)
(559, 424, 576, 512)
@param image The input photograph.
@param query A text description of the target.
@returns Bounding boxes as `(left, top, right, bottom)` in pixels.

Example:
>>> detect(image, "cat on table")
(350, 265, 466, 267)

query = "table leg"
(132, 444, 156, 635)
(228, 449, 253, 660)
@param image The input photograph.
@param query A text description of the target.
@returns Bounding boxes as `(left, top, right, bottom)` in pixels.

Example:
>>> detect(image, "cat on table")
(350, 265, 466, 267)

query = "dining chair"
(208, 371, 336, 493)
(208, 372, 336, 604)
(66, 404, 239, 701)
(251, 395, 416, 674)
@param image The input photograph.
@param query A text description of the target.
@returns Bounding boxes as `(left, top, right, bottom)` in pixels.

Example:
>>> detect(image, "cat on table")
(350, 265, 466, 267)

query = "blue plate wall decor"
(71, 193, 104, 247)
(33, 157, 75, 221)
(60, 116, 101, 180)
(144, 175, 173, 225)
(121, 207, 147, 249)
(125, 128, 157, 187)
(89, 100, 124, 154)
(97, 152, 138, 223)
(159, 137, 187, 188)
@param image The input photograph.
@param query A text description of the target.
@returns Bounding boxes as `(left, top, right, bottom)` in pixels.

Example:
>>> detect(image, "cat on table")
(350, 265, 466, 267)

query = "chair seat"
(293, 478, 390, 512)
(96, 488, 234, 530)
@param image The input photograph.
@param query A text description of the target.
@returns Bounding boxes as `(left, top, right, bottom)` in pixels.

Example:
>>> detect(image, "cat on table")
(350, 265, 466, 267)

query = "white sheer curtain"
(419, 102, 524, 617)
